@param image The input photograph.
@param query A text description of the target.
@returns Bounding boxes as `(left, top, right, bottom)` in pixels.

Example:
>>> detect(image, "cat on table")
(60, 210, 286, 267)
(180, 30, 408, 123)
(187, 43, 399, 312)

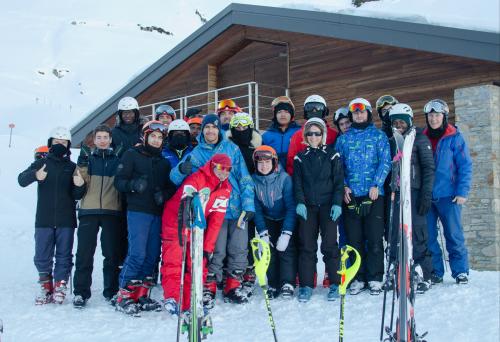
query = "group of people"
(19, 92, 472, 316)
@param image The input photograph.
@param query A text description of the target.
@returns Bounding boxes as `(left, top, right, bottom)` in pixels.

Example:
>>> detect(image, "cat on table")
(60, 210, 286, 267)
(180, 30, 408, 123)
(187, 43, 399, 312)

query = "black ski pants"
(344, 196, 385, 282)
(297, 205, 340, 288)
(73, 215, 127, 300)
(389, 189, 433, 281)
(265, 218, 296, 289)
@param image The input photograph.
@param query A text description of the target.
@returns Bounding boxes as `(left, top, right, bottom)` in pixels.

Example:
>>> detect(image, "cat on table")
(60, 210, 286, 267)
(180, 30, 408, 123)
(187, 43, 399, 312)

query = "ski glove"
(296, 203, 307, 220)
(258, 230, 272, 247)
(153, 190, 164, 206)
(179, 156, 193, 175)
(203, 251, 214, 263)
(417, 194, 432, 216)
(359, 199, 372, 217)
(77, 145, 91, 167)
(330, 205, 342, 221)
(237, 211, 255, 229)
(130, 175, 148, 193)
(276, 231, 292, 252)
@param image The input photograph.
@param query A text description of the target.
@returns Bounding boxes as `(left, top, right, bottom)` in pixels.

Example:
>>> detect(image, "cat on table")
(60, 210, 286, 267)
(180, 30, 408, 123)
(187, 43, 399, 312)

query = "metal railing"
(139, 81, 288, 131)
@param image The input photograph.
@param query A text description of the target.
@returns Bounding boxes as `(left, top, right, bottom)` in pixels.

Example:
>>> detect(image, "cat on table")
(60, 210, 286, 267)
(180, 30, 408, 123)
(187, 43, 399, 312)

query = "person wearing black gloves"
(113, 121, 176, 315)
(111, 96, 143, 157)
(18, 127, 85, 305)
(72, 125, 127, 308)
(293, 118, 344, 302)
(388, 104, 435, 293)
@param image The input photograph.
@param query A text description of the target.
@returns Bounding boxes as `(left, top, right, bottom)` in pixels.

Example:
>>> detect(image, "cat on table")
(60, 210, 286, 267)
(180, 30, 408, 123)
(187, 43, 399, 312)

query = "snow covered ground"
(0, 135, 499, 341)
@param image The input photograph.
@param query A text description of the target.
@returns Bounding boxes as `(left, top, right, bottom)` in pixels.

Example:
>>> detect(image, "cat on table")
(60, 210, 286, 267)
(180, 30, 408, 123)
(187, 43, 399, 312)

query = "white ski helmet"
(304, 94, 327, 107)
(389, 103, 414, 127)
(117, 96, 139, 111)
(49, 126, 71, 141)
(167, 119, 190, 133)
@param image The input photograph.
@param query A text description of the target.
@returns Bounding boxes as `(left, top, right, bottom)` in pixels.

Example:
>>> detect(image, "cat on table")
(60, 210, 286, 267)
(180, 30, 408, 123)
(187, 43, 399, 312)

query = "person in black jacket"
(18, 127, 85, 305)
(114, 120, 176, 315)
(112, 96, 143, 157)
(293, 118, 344, 303)
(72, 125, 127, 308)
(388, 104, 435, 293)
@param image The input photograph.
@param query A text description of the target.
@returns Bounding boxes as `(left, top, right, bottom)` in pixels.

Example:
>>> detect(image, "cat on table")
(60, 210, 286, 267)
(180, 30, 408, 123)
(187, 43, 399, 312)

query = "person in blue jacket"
(252, 145, 296, 299)
(262, 96, 301, 170)
(170, 114, 255, 305)
(161, 119, 192, 169)
(423, 99, 472, 285)
(335, 98, 391, 296)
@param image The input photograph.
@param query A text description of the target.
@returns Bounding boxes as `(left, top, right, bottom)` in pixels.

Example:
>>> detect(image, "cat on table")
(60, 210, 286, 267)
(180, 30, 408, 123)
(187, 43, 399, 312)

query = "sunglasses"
(304, 102, 326, 113)
(213, 163, 232, 172)
(424, 100, 448, 115)
(305, 131, 323, 137)
(349, 103, 367, 113)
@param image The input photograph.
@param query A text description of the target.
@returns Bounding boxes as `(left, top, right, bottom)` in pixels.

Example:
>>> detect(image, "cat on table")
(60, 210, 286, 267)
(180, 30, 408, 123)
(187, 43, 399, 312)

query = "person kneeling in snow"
(18, 127, 85, 305)
(161, 154, 232, 314)
(113, 121, 176, 315)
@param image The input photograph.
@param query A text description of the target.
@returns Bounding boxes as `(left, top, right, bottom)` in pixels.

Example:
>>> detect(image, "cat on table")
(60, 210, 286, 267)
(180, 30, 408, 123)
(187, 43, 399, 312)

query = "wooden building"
(71, 3, 499, 143)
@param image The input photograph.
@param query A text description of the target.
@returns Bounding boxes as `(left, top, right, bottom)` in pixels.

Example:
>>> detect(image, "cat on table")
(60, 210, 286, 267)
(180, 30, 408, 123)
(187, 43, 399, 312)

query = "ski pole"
(437, 219, 449, 272)
(176, 198, 191, 342)
(251, 238, 278, 342)
(338, 245, 361, 342)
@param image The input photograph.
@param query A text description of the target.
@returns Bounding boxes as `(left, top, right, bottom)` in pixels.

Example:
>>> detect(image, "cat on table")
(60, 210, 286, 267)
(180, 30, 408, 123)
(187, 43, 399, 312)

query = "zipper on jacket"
(54, 162, 59, 228)
(99, 152, 105, 210)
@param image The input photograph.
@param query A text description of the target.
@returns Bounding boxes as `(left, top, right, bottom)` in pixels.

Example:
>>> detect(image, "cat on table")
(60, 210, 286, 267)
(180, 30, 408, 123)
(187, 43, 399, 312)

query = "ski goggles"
(34, 152, 48, 160)
(212, 162, 232, 172)
(144, 122, 168, 134)
(376, 95, 397, 109)
(305, 131, 322, 137)
(254, 150, 275, 161)
(304, 102, 326, 113)
(217, 99, 238, 113)
(334, 107, 349, 122)
(230, 115, 253, 128)
(424, 100, 449, 115)
(349, 102, 369, 113)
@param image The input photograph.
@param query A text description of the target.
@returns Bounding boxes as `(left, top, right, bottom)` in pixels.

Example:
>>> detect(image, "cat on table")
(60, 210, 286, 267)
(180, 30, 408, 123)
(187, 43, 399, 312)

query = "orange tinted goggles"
(213, 163, 232, 172)
(349, 103, 367, 113)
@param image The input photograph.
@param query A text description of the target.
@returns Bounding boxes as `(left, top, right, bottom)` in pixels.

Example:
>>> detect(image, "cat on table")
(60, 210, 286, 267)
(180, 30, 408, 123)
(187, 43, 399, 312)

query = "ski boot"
(35, 273, 53, 305)
(203, 273, 217, 310)
(280, 283, 294, 299)
(223, 270, 248, 304)
(455, 273, 468, 285)
(297, 286, 312, 302)
(266, 286, 278, 300)
(416, 280, 431, 294)
(349, 280, 366, 295)
(163, 298, 178, 315)
(368, 281, 383, 295)
(53, 280, 68, 304)
(116, 280, 141, 316)
(322, 273, 330, 288)
(242, 266, 256, 297)
(136, 277, 162, 312)
(430, 273, 443, 285)
(327, 284, 339, 301)
(72, 295, 87, 309)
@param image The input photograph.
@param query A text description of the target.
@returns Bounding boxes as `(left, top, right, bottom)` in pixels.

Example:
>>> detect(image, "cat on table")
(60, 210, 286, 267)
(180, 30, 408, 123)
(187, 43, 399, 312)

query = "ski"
(338, 245, 361, 342)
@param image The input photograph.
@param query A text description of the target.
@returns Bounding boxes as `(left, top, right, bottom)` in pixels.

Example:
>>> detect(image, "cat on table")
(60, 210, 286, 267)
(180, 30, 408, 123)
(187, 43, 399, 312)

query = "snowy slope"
(0, 136, 499, 342)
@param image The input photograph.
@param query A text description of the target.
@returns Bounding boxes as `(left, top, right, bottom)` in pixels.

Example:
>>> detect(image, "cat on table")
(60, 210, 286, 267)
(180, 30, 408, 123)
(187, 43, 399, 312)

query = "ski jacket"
(111, 123, 142, 158)
(423, 124, 472, 199)
(114, 146, 176, 216)
(18, 153, 85, 228)
(335, 123, 391, 197)
(390, 128, 435, 196)
(293, 145, 344, 207)
(225, 129, 262, 174)
(262, 121, 301, 169)
(252, 165, 296, 234)
(161, 145, 193, 169)
(170, 136, 255, 220)
(77, 148, 122, 217)
(286, 124, 338, 175)
(161, 161, 231, 254)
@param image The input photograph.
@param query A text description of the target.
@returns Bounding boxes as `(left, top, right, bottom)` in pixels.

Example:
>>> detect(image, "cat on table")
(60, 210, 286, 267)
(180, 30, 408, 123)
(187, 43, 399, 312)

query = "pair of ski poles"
(252, 238, 361, 342)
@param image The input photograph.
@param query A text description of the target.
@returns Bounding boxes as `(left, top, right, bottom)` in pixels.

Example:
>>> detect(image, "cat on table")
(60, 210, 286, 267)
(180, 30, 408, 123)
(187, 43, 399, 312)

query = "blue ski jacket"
(335, 123, 391, 197)
(262, 121, 301, 169)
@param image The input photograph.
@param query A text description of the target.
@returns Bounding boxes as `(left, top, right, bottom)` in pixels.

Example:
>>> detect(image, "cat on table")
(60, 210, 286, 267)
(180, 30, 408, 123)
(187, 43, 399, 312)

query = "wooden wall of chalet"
(131, 25, 498, 130)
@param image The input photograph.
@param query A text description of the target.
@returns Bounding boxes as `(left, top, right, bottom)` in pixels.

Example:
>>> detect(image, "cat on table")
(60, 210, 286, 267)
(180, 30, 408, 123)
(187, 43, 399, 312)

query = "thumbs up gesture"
(179, 155, 193, 175)
(73, 169, 85, 187)
(36, 164, 48, 181)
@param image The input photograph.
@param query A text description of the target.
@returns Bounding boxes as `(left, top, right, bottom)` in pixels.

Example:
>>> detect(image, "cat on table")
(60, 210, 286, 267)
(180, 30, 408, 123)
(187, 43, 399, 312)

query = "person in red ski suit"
(161, 154, 232, 313)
